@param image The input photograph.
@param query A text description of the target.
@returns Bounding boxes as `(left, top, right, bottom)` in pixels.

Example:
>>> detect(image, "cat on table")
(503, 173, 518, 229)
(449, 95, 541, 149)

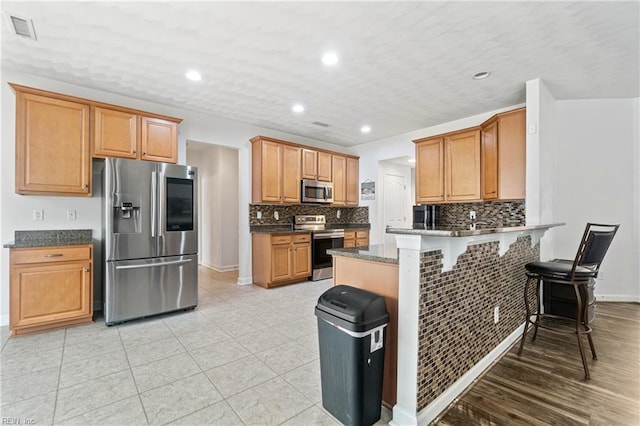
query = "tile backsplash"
(249, 204, 369, 226)
(438, 200, 525, 227)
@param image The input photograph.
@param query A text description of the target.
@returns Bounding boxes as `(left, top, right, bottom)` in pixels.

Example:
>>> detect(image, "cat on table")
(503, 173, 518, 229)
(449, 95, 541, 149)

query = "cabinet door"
(140, 116, 177, 163)
(301, 149, 318, 180)
(281, 145, 301, 203)
(332, 155, 346, 205)
(10, 261, 92, 329)
(15, 92, 91, 195)
(481, 120, 499, 200)
(496, 109, 526, 200)
(415, 138, 444, 203)
(446, 130, 480, 201)
(346, 157, 359, 206)
(92, 107, 138, 159)
(317, 151, 333, 182)
(271, 244, 292, 282)
(292, 243, 311, 278)
(261, 141, 283, 202)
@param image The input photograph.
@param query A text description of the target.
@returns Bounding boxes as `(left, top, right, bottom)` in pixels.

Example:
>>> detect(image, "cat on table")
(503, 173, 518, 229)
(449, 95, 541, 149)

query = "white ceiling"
(2, 1, 638, 147)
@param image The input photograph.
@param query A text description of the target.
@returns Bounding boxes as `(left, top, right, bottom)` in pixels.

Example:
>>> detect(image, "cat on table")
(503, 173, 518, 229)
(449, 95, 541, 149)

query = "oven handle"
(313, 234, 345, 239)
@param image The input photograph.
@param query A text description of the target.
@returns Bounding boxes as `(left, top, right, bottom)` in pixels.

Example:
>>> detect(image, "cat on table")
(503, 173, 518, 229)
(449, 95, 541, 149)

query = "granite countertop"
(328, 243, 399, 265)
(4, 229, 93, 248)
(250, 223, 370, 234)
(386, 223, 564, 237)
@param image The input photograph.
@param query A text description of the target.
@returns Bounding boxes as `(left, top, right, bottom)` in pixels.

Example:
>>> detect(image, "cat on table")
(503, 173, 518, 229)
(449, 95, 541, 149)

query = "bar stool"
(517, 223, 619, 379)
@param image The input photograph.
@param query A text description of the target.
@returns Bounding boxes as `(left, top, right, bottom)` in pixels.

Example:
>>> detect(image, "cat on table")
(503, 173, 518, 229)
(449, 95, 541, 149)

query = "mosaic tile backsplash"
(438, 200, 525, 227)
(416, 236, 539, 411)
(249, 204, 369, 226)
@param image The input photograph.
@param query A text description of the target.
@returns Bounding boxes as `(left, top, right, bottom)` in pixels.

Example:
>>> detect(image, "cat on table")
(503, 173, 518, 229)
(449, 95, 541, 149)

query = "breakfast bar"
(329, 223, 562, 425)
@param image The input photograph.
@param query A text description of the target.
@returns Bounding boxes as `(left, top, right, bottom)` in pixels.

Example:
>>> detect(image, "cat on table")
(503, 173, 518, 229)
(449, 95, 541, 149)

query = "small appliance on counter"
(413, 204, 440, 228)
(301, 179, 333, 204)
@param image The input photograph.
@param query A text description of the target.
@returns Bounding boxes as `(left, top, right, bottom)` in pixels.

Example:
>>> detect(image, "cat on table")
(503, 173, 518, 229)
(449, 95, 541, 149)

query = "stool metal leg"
(518, 275, 536, 356)
(583, 287, 598, 360)
(532, 277, 542, 342)
(573, 282, 590, 379)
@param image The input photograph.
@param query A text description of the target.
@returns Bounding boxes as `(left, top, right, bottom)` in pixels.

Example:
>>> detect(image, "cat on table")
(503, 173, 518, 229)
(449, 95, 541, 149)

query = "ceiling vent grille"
(9, 15, 37, 40)
(311, 121, 330, 128)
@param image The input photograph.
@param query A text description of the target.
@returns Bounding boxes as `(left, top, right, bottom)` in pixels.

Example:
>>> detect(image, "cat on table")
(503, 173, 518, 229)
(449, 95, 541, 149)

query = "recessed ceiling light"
(360, 125, 371, 133)
(322, 52, 339, 66)
(292, 104, 305, 113)
(473, 71, 491, 80)
(185, 70, 202, 81)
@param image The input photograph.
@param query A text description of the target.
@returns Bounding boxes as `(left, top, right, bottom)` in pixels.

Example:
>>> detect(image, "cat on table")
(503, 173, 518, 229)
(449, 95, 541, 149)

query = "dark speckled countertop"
(250, 223, 370, 234)
(4, 229, 93, 248)
(328, 243, 399, 265)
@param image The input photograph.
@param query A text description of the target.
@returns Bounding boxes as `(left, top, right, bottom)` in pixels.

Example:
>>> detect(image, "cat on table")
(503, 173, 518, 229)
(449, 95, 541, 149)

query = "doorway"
(379, 157, 414, 245)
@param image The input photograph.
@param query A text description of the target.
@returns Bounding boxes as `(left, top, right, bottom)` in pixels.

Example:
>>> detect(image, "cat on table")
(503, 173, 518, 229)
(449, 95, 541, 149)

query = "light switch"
(32, 209, 44, 221)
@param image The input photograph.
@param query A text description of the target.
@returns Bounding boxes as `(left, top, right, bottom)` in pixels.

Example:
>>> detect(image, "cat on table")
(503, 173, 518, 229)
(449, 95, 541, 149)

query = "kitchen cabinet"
(251, 136, 301, 204)
(344, 229, 369, 248)
(480, 107, 526, 200)
(331, 154, 359, 206)
(301, 149, 332, 182)
(92, 107, 178, 163)
(10, 245, 93, 336)
(252, 232, 311, 288)
(414, 128, 481, 203)
(13, 87, 91, 196)
(346, 157, 359, 206)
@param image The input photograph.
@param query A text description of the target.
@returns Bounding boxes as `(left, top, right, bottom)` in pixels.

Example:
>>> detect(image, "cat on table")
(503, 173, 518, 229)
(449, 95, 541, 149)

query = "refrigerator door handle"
(115, 259, 193, 270)
(151, 171, 157, 237)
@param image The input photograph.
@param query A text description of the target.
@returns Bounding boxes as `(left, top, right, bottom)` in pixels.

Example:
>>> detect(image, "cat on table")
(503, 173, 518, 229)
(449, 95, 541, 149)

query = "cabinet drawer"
(271, 235, 292, 245)
(356, 238, 369, 247)
(11, 246, 92, 265)
(344, 239, 356, 248)
(356, 230, 368, 238)
(344, 231, 356, 240)
(293, 234, 311, 243)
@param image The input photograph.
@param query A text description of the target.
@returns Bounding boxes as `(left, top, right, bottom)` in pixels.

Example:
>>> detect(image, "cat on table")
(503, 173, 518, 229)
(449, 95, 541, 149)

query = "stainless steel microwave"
(301, 179, 333, 204)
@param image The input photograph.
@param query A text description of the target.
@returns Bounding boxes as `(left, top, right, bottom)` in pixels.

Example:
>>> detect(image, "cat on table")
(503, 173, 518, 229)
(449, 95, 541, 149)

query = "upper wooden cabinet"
(414, 128, 481, 204)
(251, 136, 301, 204)
(346, 157, 359, 206)
(331, 154, 360, 206)
(301, 149, 332, 182)
(14, 88, 91, 196)
(92, 108, 178, 163)
(480, 108, 526, 200)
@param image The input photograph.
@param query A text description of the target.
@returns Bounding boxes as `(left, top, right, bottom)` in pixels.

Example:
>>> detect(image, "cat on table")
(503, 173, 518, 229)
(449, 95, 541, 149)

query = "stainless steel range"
(294, 215, 344, 281)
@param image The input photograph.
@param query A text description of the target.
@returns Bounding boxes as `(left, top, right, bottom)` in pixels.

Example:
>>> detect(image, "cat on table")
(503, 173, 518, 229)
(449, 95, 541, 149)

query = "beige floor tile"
(217, 316, 270, 337)
(175, 324, 231, 351)
(168, 400, 243, 425)
(59, 348, 129, 388)
(235, 327, 290, 354)
(282, 359, 323, 404)
(117, 319, 173, 348)
(0, 326, 11, 351)
(140, 372, 223, 425)
(255, 340, 318, 375)
(227, 376, 313, 425)
(0, 365, 60, 406)
(188, 339, 250, 371)
(54, 370, 138, 422)
(1, 329, 65, 357)
(281, 405, 340, 425)
(296, 332, 320, 355)
(162, 310, 215, 334)
(0, 346, 63, 380)
(55, 395, 147, 425)
(270, 316, 318, 340)
(62, 333, 124, 365)
(0, 391, 56, 425)
(64, 321, 120, 346)
(125, 335, 185, 367)
(131, 352, 200, 393)
(205, 354, 277, 398)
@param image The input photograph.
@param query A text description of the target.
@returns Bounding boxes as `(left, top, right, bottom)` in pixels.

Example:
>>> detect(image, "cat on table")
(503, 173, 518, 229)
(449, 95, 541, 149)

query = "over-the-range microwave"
(301, 179, 333, 204)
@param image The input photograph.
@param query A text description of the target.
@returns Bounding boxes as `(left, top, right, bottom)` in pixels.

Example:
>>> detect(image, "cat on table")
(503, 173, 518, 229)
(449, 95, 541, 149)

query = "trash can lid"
(315, 285, 389, 331)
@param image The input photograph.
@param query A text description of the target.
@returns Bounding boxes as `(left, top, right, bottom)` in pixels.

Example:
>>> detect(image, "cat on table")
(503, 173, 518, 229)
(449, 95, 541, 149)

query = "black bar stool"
(517, 223, 619, 379)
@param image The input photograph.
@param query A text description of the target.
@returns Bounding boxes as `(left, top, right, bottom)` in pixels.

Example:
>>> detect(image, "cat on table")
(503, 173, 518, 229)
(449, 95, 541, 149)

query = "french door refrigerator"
(103, 157, 198, 325)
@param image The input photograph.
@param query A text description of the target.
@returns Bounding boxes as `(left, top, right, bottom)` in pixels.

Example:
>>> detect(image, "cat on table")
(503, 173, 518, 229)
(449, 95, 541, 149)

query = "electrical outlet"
(469, 210, 476, 220)
(493, 306, 500, 324)
(337, 209, 341, 219)
(256, 211, 262, 219)
(67, 210, 77, 220)
(32, 209, 44, 221)
(274, 211, 279, 220)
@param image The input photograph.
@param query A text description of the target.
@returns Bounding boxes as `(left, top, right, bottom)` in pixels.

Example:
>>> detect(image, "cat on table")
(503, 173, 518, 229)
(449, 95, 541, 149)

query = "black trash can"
(315, 285, 389, 426)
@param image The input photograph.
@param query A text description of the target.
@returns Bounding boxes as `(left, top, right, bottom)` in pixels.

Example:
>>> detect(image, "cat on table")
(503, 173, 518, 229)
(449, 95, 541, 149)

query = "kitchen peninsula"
(329, 223, 562, 425)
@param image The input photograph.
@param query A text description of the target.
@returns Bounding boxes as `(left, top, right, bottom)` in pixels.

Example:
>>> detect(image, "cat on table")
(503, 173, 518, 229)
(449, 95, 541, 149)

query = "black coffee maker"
(413, 205, 439, 228)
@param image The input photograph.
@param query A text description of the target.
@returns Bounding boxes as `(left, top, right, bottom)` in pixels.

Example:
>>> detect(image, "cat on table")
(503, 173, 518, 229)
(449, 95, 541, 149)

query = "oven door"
(312, 230, 344, 280)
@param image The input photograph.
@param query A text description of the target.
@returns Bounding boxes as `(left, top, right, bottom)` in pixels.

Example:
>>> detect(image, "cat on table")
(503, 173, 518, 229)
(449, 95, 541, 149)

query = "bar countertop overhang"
(386, 223, 565, 237)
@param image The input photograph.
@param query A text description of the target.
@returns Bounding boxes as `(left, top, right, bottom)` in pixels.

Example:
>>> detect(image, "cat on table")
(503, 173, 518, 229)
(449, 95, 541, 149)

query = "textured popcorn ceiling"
(1, 1, 638, 146)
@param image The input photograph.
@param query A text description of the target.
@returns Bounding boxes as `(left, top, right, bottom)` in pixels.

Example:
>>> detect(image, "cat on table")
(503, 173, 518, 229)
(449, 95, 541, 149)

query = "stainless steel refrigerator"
(103, 157, 198, 325)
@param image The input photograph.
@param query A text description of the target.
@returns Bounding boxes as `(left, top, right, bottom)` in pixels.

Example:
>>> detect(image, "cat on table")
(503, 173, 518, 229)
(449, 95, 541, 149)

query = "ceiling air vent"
(8, 14, 37, 40)
(311, 121, 330, 128)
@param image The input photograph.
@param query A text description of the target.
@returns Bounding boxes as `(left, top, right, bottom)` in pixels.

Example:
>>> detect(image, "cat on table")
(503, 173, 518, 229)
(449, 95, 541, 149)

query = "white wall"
(554, 98, 640, 301)
(0, 70, 347, 325)
(352, 103, 525, 245)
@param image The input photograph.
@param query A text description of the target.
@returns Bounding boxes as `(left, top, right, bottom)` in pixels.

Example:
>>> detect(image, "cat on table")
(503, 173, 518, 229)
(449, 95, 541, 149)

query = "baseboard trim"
(595, 294, 640, 303)
(200, 263, 239, 273)
(237, 276, 253, 285)
(415, 323, 526, 425)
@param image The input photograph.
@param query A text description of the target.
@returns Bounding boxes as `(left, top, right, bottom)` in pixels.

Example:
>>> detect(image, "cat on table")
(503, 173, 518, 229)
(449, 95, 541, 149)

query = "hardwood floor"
(435, 303, 640, 425)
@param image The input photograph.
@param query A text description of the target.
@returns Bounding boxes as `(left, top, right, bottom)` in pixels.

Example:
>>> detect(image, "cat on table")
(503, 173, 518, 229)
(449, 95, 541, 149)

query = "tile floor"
(0, 267, 392, 425)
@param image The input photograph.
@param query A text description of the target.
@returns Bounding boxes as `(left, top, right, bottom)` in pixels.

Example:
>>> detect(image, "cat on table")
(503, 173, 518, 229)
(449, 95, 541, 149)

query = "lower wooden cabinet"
(344, 229, 369, 248)
(10, 245, 93, 336)
(252, 233, 311, 288)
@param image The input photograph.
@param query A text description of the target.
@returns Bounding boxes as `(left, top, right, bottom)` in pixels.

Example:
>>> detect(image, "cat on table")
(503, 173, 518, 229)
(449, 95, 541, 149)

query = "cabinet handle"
(133, 150, 136, 154)
(84, 268, 90, 272)
(44, 253, 63, 258)
(143, 152, 146, 155)
(84, 184, 89, 188)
